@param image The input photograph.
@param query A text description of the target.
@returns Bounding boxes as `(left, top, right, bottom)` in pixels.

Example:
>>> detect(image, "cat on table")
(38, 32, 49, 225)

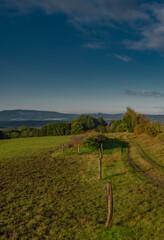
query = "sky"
(1, 0, 164, 114)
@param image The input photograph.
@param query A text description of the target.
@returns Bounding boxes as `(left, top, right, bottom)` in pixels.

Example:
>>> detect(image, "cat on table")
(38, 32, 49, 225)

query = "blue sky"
(1, 0, 164, 114)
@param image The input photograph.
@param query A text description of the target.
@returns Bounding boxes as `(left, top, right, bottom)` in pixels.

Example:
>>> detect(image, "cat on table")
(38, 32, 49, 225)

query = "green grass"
(127, 134, 164, 169)
(0, 136, 70, 162)
(0, 134, 164, 239)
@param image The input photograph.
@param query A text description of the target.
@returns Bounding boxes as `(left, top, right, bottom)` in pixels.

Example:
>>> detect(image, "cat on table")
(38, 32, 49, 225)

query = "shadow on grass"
(81, 135, 130, 154)
(102, 138, 129, 151)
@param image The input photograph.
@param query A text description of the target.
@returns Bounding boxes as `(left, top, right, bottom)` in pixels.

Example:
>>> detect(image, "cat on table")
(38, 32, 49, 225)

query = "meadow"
(0, 136, 70, 161)
(0, 134, 164, 239)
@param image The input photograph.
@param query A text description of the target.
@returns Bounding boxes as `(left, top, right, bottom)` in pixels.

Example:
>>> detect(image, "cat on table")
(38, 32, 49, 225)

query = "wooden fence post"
(98, 145, 103, 180)
(62, 144, 64, 152)
(101, 143, 103, 152)
(106, 182, 113, 227)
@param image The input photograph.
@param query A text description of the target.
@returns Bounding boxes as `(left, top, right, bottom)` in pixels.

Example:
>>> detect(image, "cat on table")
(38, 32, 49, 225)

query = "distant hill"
(0, 110, 79, 121)
(0, 110, 123, 122)
(0, 110, 123, 128)
(0, 109, 164, 129)
(147, 115, 164, 123)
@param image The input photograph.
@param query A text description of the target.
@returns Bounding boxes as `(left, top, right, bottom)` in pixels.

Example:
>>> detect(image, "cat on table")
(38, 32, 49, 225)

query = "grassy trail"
(125, 135, 164, 188)
(0, 135, 164, 239)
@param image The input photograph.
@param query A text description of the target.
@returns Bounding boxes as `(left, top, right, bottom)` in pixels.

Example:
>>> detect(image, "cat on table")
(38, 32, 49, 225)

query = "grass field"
(0, 136, 70, 161)
(0, 134, 164, 239)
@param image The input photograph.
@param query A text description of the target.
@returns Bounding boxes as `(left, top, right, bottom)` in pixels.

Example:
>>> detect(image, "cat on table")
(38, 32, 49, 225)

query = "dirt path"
(130, 140, 164, 171)
(123, 136, 164, 188)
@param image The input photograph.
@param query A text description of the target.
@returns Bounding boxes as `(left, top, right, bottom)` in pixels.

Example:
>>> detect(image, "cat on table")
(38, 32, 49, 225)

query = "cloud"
(83, 42, 106, 49)
(114, 54, 132, 62)
(1, 0, 148, 50)
(125, 89, 137, 96)
(1, 0, 148, 22)
(106, 53, 132, 62)
(2, 0, 164, 52)
(125, 24, 164, 51)
(156, 106, 164, 114)
(125, 3, 164, 51)
(125, 89, 164, 97)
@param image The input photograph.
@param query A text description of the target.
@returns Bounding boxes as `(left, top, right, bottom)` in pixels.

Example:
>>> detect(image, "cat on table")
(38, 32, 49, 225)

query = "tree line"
(0, 109, 161, 140)
(109, 107, 161, 137)
(0, 115, 107, 139)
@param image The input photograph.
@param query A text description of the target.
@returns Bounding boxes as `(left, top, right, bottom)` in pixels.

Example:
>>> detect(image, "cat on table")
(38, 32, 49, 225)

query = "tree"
(40, 126, 47, 136)
(19, 127, 34, 138)
(9, 131, 20, 138)
(123, 107, 138, 132)
(71, 115, 98, 132)
(97, 117, 107, 126)
(144, 120, 161, 137)
(46, 123, 55, 136)
(109, 120, 122, 132)
(71, 122, 84, 134)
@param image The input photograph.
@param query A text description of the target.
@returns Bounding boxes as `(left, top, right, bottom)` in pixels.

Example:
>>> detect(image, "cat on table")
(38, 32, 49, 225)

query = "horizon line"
(0, 109, 164, 116)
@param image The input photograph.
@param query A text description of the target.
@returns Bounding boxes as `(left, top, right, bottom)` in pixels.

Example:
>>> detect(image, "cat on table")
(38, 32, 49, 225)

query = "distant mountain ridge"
(0, 109, 78, 121)
(0, 110, 164, 129)
(0, 110, 123, 121)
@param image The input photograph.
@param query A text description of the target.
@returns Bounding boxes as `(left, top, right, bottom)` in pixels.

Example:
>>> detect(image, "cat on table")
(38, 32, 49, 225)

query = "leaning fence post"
(106, 182, 113, 227)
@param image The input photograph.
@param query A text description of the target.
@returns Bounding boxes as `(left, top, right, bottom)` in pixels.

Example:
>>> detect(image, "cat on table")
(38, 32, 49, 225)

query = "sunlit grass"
(0, 134, 164, 239)
(0, 136, 70, 162)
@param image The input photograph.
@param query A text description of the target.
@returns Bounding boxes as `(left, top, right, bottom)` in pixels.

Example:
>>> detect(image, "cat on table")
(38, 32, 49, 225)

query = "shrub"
(96, 125, 107, 133)
(69, 134, 87, 148)
(144, 121, 161, 137)
(108, 120, 122, 132)
(134, 124, 146, 135)
(115, 123, 125, 132)
(3, 129, 20, 139)
(83, 134, 107, 150)
(9, 131, 20, 138)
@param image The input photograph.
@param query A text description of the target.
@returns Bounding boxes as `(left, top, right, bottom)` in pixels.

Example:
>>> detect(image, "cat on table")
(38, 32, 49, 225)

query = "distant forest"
(0, 110, 164, 130)
(0, 115, 107, 139)
(0, 108, 162, 139)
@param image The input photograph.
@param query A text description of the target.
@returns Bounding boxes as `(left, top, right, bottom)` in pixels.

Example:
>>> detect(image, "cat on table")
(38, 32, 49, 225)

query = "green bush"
(144, 121, 161, 137)
(109, 120, 122, 132)
(115, 123, 125, 132)
(83, 134, 108, 150)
